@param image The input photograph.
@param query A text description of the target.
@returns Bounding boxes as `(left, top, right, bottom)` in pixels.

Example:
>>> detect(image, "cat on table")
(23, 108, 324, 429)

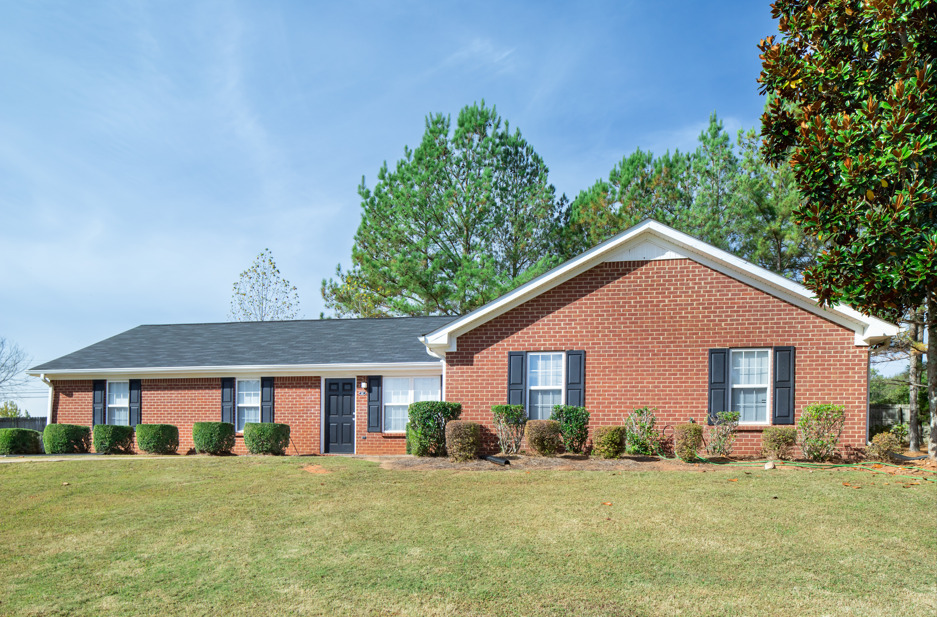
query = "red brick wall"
(354, 375, 408, 455)
(445, 259, 870, 456)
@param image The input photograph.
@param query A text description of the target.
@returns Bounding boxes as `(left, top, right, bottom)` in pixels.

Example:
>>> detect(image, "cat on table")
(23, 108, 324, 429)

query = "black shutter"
(565, 350, 586, 406)
(773, 346, 795, 425)
(261, 377, 274, 423)
(92, 380, 106, 426)
(367, 376, 382, 432)
(129, 379, 141, 427)
(221, 378, 235, 424)
(708, 349, 729, 425)
(507, 352, 526, 406)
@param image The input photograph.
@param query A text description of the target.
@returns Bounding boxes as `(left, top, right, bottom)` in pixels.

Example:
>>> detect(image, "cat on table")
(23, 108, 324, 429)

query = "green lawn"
(1, 456, 934, 616)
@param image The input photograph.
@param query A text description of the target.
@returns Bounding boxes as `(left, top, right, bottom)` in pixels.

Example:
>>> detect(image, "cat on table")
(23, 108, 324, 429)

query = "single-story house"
(29, 220, 898, 456)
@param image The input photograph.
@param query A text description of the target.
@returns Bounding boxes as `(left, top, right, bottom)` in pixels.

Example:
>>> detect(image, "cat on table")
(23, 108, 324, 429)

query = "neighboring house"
(29, 221, 898, 456)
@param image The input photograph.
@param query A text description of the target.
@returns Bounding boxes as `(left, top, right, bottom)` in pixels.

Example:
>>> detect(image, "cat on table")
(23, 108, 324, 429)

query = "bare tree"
(228, 249, 301, 322)
(0, 338, 30, 399)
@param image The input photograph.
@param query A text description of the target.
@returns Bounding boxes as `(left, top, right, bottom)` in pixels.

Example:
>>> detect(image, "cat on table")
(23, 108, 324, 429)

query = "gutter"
(39, 374, 53, 425)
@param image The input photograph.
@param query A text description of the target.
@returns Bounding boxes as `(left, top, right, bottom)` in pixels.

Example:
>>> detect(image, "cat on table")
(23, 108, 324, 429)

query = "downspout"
(40, 374, 53, 425)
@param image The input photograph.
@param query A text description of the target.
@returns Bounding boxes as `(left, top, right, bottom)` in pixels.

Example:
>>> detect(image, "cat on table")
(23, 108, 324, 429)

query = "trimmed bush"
(550, 405, 590, 454)
(624, 407, 663, 455)
(525, 419, 561, 456)
(890, 423, 910, 445)
(243, 422, 291, 455)
(706, 411, 740, 456)
(445, 421, 480, 462)
(762, 426, 797, 460)
(0, 428, 43, 455)
(93, 425, 135, 454)
(866, 432, 900, 462)
(674, 423, 703, 461)
(491, 404, 526, 454)
(192, 422, 236, 455)
(135, 424, 180, 454)
(42, 424, 91, 454)
(798, 404, 845, 462)
(407, 401, 462, 457)
(592, 425, 626, 459)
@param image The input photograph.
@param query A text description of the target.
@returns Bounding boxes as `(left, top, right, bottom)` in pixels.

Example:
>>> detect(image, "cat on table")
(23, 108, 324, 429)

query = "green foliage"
(243, 423, 291, 455)
(592, 426, 626, 459)
(524, 420, 561, 456)
(798, 404, 846, 462)
(762, 426, 797, 461)
(867, 432, 901, 462)
(549, 405, 590, 454)
(229, 248, 300, 321)
(706, 411, 740, 457)
(92, 425, 135, 455)
(890, 423, 910, 446)
(322, 101, 563, 317)
(869, 367, 929, 412)
(42, 424, 91, 454)
(624, 406, 663, 455)
(0, 401, 25, 418)
(674, 423, 703, 461)
(135, 424, 179, 455)
(445, 421, 480, 462)
(406, 401, 462, 457)
(491, 404, 526, 454)
(0, 428, 43, 454)
(192, 422, 236, 455)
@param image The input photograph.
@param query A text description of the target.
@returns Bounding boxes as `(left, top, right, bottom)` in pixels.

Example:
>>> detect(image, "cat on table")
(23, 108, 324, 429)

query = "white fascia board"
(28, 361, 443, 381)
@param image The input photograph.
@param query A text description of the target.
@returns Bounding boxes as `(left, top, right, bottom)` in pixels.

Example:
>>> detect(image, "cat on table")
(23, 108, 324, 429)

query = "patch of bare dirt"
(302, 464, 330, 474)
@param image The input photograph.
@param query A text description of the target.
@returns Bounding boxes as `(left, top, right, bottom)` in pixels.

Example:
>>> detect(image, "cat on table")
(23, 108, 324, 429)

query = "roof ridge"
(137, 315, 458, 327)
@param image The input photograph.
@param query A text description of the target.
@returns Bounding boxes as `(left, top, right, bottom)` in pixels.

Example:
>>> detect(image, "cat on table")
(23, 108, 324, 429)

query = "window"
(383, 377, 440, 432)
(106, 381, 130, 425)
(730, 349, 770, 424)
(527, 352, 564, 420)
(236, 379, 261, 432)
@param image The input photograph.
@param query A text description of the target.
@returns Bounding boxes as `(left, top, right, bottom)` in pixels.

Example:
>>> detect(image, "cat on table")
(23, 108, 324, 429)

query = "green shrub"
(762, 426, 797, 460)
(798, 404, 846, 462)
(135, 424, 179, 454)
(93, 425, 135, 454)
(42, 424, 91, 454)
(706, 411, 740, 456)
(243, 422, 291, 455)
(866, 432, 900, 462)
(192, 422, 236, 455)
(407, 401, 462, 457)
(445, 421, 480, 462)
(0, 428, 43, 455)
(592, 426, 626, 459)
(525, 419, 562, 456)
(550, 405, 590, 454)
(674, 423, 703, 461)
(890, 423, 909, 445)
(624, 407, 663, 455)
(491, 404, 526, 454)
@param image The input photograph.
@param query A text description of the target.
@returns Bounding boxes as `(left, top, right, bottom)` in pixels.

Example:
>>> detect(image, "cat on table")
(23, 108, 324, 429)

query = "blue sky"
(1, 1, 779, 414)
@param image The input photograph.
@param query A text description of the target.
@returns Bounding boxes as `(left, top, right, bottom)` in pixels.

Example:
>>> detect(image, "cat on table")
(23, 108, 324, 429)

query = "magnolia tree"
(759, 1, 937, 458)
(229, 249, 301, 322)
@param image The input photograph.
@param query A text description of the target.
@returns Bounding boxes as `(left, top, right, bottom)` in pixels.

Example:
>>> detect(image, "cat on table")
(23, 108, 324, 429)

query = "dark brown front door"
(325, 379, 355, 453)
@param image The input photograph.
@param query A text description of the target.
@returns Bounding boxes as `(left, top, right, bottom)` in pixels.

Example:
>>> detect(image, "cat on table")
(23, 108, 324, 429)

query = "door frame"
(322, 377, 357, 454)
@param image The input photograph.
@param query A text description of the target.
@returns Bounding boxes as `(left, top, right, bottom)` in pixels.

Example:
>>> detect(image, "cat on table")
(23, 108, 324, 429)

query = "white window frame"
(382, 376, 441, 433)
(236, 378, 262, 433)
(106, 380, 130, 426)
(729, 348, 772, 426)
(526, 351, 566, 421)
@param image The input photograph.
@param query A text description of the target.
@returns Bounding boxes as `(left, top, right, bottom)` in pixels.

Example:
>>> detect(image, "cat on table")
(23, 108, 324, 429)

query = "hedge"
(550, 405, 590, 454)
(592, 426, 626, 459)
(674, 423, 703, 461)
(762, 426, 796, 460)
(491, 404, 526, 454)
(866, 432, 900, 462)
(192, 422, 236, 455)
(135, 424, 180, 454)
(407, 401, 462, 457)
(42, 424, 91, 454)
(0, 428, 43, 455)
(93, 425, 135, 454)
(525, 419, 561, 456)
(243, 422, 291, 455)
(445, 421, 480, 462)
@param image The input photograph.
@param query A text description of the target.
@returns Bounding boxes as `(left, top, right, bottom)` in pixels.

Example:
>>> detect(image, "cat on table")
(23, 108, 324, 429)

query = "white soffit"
(604, 238, 685, 262)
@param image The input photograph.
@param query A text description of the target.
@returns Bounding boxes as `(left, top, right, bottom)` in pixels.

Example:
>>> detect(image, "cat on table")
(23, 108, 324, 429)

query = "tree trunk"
(908, 314, 922, 452)
(928, 291, 937, 461)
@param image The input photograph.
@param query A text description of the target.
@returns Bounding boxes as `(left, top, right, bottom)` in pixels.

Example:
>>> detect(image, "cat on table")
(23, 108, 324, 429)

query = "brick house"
(29, 221, 897, 456)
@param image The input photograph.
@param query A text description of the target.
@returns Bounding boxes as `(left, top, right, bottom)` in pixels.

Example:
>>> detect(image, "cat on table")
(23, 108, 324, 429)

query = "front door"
(324, 379, 355, 453)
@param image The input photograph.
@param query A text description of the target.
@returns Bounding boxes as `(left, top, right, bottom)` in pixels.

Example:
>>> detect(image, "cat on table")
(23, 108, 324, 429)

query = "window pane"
(529, 389, 561, 421)
(528, 353, 563, 387)
(384, 378, 411, 405)
(108, 406, 129, 426)
(413, 377, 440, 402)
(731, 350, 769, 386)
(237, 406, 260, 432)
(732, 387, 767, 423)
(237, 380, 261, 405)
(107, 382, 129, 406)
(384, 404, 408, 432)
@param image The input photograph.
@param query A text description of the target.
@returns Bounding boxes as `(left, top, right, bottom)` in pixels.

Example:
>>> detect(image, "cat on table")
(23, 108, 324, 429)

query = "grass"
(0, 456, 934, 616)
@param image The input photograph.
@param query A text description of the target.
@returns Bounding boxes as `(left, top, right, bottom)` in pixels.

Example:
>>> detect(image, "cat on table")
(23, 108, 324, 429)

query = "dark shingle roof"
(30, 316, 456, 371)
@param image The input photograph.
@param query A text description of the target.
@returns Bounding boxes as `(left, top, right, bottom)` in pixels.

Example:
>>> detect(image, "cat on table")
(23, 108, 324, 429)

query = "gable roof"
(29, 316, 453, 377)
(420, 220, 899, 355)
